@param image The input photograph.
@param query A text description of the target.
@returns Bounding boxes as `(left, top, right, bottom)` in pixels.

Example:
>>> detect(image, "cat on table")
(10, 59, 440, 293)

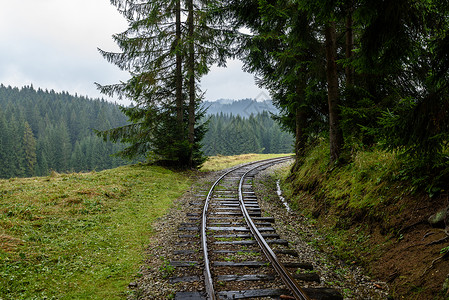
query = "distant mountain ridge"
(203, 98, 278, 117)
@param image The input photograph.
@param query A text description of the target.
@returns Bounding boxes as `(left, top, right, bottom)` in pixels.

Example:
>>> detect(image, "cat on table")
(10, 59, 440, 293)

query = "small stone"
(441, 274, 449, 295)
(428, 207, 449, 228)
(128, 282, 138, 288)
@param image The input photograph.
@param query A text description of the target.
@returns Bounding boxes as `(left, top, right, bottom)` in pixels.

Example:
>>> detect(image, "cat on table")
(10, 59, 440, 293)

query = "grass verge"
(201, 153, 292, 172)
(0, 165, 191, 299)
(283, 140, 402, 263)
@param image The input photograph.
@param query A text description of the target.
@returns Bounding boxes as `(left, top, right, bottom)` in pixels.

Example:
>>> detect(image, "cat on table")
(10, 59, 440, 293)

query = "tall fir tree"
(222, 0, 449, 189)
(97, 0, 234, 168)
(22, 122, 37, 176)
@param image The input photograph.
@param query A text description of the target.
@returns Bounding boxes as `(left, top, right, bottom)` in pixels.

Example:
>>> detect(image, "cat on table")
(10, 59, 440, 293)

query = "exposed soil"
(368, 194, 449, 300)
(282, 166, 449, 299)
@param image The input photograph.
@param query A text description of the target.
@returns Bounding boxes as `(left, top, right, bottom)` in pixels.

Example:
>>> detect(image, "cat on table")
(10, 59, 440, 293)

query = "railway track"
(171, 157, 343, 299)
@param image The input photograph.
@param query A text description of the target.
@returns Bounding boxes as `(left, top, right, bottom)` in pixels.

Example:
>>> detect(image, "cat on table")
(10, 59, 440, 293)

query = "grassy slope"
(201, 153, 292, 172)
(282, 140, 449, 299)
(0, 153, 289, 299)
(0, 165, 191, 299)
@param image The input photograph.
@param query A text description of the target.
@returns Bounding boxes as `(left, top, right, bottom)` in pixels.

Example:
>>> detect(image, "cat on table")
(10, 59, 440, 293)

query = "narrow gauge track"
(172, 157, 342, 300)
(198, 157, 342, 300)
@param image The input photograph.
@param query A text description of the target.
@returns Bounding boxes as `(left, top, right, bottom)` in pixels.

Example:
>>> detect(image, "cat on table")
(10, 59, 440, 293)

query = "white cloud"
(0, 1, 267, 104)
(200, 60, 270, 101)
(0, 0, 125, 51)
(0, 0, 129, 102)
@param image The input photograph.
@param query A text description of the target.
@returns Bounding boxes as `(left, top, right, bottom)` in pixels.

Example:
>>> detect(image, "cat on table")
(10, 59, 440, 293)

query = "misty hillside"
(203, 98, 278, 117)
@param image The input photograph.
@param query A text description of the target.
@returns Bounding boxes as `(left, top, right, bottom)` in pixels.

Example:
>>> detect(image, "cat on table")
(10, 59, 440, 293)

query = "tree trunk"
(325, 21, 343, 163)
(175, 0, 183, 134)
(187, 0, 195, 167)
(345, 6, 354, 85)
(295, 107, 306, 158)
(295, 76, 307, 160)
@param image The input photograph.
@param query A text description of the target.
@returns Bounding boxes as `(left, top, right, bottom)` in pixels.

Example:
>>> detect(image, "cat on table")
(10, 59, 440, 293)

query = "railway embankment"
(277, 142, 449, 299)
(133, 158, 388, 299)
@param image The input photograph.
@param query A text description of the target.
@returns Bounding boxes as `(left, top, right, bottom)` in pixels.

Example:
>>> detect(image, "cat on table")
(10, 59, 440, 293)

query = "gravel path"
(128, 163, 390, 299)
(127, 171, 215, 299)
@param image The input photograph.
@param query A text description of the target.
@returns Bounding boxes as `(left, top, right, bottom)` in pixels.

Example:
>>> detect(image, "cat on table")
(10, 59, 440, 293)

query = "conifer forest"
(0, 85, 133, 178)
(94, 0, 449, 191)
(0, 85, 292, 179)
(0, 0, 448, 190)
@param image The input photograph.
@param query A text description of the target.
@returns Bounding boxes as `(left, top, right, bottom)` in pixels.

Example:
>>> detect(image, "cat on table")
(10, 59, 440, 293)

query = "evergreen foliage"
(97, 0, 233, 168)
(0, 83, 291, 178)
(0, 85, 134, 178)
(202, 111, 293, 156)
(220, 0, 449, 190)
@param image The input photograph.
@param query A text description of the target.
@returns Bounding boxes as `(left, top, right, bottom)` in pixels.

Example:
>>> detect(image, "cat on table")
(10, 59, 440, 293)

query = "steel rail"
(202, 165, 237, 300)
(201, 156, 293, 299)
(238, 159, 311, 300)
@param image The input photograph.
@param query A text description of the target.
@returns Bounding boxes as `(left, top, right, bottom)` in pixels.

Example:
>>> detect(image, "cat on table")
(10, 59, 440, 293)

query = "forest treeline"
(0, 84, 291, 179)
(219, 0, 449, 192)
(203, 99, 278, 116)
(202, 112, 293, 156)
(0, 85, 133, 178)
(95, 0, 449, 191)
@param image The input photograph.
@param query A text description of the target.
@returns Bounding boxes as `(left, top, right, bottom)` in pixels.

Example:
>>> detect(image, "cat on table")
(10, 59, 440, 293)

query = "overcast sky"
(0, 0, 268, 105)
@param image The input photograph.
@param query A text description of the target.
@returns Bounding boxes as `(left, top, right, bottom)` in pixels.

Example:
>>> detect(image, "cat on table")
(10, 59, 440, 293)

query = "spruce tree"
(22, 122, 37, 176)
(97, 0, 231, 168)
(221, 0, 327, 161)
(0, 109, 8, 177)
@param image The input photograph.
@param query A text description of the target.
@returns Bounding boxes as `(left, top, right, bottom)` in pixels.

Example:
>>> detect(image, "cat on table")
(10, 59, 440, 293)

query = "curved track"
(173, 157, 343, 300)
(202, 157, 310, 299)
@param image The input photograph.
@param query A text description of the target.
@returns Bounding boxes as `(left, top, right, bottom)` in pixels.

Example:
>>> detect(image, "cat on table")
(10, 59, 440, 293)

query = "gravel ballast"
(128, 162, 390, 299)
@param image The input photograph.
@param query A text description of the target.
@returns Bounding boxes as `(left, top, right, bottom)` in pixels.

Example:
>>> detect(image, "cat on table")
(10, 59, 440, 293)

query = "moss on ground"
(282, 140, 449, 299)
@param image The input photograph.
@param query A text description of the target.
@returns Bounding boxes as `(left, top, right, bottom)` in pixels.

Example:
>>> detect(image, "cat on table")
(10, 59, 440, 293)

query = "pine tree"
(96, 0, 189, 165)
(324, 20, 343, 163)
(0, 109, 8, 177)
(97, 0, 231, 168)
(8, 116, 26, 177)
(355, 0, 449, 187)
(70, 141, 85, 172)
(22, 122, 37, 176)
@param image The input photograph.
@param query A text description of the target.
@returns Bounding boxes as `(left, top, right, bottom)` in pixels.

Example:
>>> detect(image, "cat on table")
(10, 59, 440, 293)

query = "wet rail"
(173, 157, 343, 299)
(202, 157, 306, 299)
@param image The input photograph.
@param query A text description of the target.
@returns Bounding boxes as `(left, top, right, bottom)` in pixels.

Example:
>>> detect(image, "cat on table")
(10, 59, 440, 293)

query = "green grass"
(0, 154, 285, 299)
(201, 153, 292, 172)
(288, 139, 399, 210)
(281, 140, 403, 264)
(0, 165, 191, 299)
